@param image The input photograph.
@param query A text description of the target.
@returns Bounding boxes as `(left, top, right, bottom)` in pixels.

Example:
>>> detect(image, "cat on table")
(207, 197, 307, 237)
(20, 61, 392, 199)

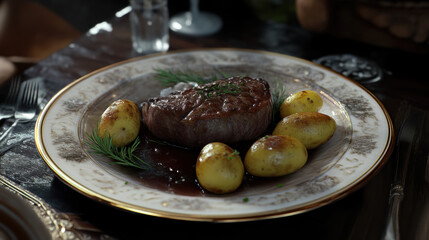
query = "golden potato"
(272, 112, 336, 149)
(98, 99, 141, 147)
(196, 142, 244, 194)
(244, 135, 308, 177)
(280, 90, 323, 118)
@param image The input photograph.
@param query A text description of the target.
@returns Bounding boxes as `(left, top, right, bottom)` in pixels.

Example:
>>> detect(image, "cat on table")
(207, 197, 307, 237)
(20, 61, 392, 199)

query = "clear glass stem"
(169, 0, 222, 36)
(190, 0, 199, 19)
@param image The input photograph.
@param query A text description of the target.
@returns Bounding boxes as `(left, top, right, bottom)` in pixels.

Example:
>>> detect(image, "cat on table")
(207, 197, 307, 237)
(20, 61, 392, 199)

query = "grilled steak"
(141, 76, 273, 147)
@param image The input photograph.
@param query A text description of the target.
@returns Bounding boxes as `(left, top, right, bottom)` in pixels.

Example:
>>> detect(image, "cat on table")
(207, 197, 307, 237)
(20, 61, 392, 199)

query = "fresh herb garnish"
(228, 149, 240, 160)
(272, 78, 287, 123)
(154, 69, 223, 86)
(197, 82, 241, 100)
(85, 128, 151, 170)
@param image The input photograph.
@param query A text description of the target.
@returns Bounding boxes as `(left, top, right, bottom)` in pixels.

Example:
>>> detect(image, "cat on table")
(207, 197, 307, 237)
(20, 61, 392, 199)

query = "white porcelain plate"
(35, 49, 394, 221)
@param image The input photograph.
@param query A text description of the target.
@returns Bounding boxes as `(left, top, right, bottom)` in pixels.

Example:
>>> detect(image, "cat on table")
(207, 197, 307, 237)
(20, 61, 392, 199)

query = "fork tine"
(5, 76, 21, 104)
(25, 81, 32, 105)
(30, 81, 39, 107)
(20, 81, 29, 106)
(21, 80, 39, 107)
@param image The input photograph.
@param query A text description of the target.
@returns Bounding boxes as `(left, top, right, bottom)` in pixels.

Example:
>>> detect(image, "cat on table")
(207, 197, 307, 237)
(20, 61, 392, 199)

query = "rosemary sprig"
(154, 69, 220, 86)
(154, 68, 230, 87)
(197, 82, 241, 100)
(272, 78, 287, 123)
(85, 128, 151, 170)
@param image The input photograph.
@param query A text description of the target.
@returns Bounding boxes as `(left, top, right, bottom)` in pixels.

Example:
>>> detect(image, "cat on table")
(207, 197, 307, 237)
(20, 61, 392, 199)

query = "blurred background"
(1, 0, 428, 84)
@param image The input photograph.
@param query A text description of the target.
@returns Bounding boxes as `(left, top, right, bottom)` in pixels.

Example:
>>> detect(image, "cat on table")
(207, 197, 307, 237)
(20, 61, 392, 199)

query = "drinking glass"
(129, 0, 169, 54)
(169, 0, 222, 36)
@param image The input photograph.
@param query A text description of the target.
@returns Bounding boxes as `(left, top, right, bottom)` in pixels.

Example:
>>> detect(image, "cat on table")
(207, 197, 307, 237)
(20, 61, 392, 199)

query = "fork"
(382, 102, 426, 240)
(0, 76, 21, 121)
(0, 80, 39, 143)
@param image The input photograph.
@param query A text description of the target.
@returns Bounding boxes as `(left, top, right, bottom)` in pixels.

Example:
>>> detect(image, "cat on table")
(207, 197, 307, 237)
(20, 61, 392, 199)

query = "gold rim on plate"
(34, 48, 394, 222)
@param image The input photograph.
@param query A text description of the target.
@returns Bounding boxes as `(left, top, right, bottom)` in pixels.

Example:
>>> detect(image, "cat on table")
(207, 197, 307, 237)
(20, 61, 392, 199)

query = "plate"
(35, 48, 394, 221)
(0, 182, 51, 240)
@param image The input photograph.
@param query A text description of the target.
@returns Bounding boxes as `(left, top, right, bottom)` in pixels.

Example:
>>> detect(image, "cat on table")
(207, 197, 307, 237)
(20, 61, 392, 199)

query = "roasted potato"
(244, 135, 308, 177)
(196, 142, 244, 194)
(280, 90, 323, 118)
(272, 112, 336, 149)
(98, 99, 141, 147)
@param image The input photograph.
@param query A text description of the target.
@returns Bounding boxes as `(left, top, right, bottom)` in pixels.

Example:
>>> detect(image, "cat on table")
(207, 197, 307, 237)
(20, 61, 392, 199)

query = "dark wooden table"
(1, 1, 428, 239)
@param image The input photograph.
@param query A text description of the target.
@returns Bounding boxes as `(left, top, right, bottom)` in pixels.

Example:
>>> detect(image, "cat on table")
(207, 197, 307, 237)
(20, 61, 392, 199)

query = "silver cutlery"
(0, 76, 21, 121)
(0, 175, 110, 239)
(0, 80, 39, 143)
(382, 103, 426, 240)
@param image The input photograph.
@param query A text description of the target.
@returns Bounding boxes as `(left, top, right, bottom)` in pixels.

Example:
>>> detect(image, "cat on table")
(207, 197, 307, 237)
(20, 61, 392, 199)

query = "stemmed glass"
(169, 0, 222, 36)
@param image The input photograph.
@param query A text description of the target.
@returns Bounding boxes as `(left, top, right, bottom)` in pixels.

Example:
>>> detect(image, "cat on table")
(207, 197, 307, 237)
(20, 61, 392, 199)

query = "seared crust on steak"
(141, 76, 273, 147)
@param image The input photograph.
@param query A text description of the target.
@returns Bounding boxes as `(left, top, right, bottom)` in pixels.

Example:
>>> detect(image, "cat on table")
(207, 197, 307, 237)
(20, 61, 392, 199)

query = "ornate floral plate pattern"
(35, 49, 394, 221)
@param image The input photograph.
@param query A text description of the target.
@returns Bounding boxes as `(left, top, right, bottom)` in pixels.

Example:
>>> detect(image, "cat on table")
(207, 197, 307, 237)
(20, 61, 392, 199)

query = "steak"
(141, 76, 273, 147)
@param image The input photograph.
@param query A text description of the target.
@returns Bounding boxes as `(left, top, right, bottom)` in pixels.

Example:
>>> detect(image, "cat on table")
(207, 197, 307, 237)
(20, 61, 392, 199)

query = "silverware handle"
(383, 184, 404, 240)
(382, 103, 426, 240)
(0, 175, 108, 239)
(0, 119, 19, 143)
